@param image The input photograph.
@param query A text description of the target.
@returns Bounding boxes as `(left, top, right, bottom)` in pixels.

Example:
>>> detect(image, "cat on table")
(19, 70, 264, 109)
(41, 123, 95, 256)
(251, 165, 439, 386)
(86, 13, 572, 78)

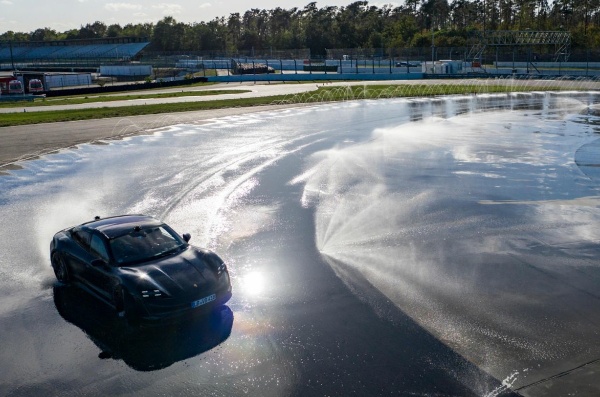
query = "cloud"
(199, 3, 211, 9)
(105, 3, 143, 12)
(1, 0, 13, 5)
(152, 3, 183, 15)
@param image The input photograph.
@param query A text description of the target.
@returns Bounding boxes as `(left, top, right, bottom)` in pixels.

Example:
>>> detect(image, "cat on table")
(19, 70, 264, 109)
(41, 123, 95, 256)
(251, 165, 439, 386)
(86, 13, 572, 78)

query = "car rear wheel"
(51, 253, 70, 284)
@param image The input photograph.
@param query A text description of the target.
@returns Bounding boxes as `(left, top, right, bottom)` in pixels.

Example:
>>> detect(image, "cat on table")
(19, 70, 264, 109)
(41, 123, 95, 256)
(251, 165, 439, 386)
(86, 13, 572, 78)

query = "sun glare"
(241, 271, 266, 296)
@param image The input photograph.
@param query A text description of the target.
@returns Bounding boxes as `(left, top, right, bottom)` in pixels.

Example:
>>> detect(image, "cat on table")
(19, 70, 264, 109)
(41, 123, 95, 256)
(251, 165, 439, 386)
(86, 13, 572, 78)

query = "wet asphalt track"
(1, 93, 600, 396)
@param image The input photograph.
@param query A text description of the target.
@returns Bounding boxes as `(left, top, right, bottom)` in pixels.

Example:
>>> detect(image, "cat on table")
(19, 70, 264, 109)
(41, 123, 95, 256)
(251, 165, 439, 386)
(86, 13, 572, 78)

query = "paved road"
(2, 83, 600, 395)
(0, 82, 316, 113)
(1, 98, 529, 396)
(0, 104, 309, 170)
(2, 78, 599, 171)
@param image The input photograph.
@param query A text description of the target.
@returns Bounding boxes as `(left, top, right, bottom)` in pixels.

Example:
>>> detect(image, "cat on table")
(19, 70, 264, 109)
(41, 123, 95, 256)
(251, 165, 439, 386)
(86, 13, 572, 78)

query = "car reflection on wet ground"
(1, 92, 600, 396)
(53, 285, 234, 371)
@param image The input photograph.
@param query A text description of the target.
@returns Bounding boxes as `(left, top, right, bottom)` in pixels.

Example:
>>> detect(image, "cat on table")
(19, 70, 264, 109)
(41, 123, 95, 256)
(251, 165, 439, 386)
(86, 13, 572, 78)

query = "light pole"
(9, 41, 15, 71)
(431, 21, 435, 72)
(525, 29, 531, 74)
(481, 0, 486, 70)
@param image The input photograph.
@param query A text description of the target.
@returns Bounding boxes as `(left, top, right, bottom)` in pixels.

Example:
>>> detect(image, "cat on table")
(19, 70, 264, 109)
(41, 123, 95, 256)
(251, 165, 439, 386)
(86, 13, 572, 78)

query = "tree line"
(1, 0, 599, 56)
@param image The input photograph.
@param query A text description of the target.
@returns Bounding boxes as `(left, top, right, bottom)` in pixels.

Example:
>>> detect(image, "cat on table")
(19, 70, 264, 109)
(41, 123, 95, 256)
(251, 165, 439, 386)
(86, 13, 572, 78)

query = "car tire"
(51, 252, 70, 284)
(113, 285, 125, 312)
(113, 285, 140, 326)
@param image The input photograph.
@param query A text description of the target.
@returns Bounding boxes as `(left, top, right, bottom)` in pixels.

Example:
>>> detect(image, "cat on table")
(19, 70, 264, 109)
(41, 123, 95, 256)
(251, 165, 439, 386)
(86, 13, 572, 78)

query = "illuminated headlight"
(217, 263, 227, 276)
(218, 270, 230, 286)
(141, 289, 163, 298)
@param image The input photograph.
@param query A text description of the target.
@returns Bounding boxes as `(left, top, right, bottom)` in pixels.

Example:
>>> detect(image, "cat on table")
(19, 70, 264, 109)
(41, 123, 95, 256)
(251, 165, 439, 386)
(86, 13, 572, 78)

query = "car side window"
(72, 228, 92, 250)
(90, 234, 109, 262)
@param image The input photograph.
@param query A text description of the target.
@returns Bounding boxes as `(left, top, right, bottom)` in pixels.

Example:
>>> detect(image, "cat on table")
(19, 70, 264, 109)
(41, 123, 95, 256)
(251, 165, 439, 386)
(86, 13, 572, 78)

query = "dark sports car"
(49, 215, 232, 323)
(395, 61, 420, 67)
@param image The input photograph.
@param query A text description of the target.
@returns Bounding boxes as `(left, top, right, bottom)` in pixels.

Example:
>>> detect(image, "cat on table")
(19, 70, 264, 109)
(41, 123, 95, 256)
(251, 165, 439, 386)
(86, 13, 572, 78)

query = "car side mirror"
(91, 259, 108, 268)
(182, 233, 191, 243)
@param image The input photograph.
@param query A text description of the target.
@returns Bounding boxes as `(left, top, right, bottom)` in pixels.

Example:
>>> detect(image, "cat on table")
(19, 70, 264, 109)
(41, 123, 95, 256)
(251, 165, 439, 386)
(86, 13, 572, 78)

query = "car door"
(86, 233, 118, 301)
(65, 227, 94, 282)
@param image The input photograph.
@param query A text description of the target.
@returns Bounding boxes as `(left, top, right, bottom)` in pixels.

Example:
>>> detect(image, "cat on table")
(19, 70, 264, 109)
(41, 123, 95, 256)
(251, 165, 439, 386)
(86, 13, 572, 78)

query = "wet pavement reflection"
(53, 285, 233, 371)
(1, 92, 600, 396)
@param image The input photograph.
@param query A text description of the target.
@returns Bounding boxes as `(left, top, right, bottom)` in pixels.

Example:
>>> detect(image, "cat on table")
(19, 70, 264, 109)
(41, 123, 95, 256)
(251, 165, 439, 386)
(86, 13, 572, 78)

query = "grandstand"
(0, 37, 150, 70)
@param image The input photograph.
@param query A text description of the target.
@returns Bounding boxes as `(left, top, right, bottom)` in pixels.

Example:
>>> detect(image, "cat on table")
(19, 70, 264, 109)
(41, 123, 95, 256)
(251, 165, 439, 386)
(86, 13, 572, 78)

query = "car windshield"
(109, 225, 185, 265)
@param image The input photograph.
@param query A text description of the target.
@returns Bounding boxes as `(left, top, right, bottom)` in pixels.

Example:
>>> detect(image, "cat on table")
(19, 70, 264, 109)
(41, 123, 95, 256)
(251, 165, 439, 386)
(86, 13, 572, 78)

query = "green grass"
(0, 96, 283, 126)
(0, 89, 251, 108)
(0, 83, 568, 127)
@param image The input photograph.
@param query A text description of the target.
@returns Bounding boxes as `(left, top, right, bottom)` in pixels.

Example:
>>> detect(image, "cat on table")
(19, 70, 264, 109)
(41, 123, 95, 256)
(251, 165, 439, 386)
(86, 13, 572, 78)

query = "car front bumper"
(136, 288, 232, 323)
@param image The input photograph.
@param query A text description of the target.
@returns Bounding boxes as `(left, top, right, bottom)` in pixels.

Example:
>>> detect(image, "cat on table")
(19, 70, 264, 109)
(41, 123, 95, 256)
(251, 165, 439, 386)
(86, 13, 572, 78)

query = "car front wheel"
(51, 253, 70, 284)
(113, 285, 140, 325)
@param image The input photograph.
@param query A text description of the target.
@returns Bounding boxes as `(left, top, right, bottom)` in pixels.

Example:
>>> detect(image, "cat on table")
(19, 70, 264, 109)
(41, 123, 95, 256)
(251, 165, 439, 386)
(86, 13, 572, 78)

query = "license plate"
(191, 293, 216, 308)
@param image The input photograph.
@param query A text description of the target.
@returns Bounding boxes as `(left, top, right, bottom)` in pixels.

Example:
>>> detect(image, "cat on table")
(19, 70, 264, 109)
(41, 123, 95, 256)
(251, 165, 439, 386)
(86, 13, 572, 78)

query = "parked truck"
(8, 79, 24, 95)
(0, 76, 15, 95)
(28, 79, 44, 94)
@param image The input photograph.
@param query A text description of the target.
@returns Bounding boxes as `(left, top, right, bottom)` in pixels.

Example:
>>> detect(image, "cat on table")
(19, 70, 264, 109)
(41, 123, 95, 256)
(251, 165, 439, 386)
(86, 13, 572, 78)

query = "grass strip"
(0, 89, 251, 108)
(0, 84, 567, 127)
(0, 96, 281, 127)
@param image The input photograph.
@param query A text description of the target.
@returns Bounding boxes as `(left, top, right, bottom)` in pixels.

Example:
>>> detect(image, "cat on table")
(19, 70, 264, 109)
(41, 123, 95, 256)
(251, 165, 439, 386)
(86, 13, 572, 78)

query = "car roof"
(80, 215, 163, 238)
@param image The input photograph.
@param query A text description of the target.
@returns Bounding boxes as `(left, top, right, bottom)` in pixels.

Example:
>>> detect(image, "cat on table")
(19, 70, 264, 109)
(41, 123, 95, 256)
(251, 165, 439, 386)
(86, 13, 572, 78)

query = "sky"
(0, 0, 400, 34)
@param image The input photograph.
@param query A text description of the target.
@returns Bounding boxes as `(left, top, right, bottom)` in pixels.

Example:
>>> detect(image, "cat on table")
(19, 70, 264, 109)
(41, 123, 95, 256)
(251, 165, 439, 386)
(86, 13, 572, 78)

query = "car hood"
(118, 247, 218, 297)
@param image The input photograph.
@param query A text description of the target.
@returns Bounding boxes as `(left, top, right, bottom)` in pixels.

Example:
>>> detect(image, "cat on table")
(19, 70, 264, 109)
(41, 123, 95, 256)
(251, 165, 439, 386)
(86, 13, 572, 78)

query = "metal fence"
(326, 47, 600, 64)
(2, 45, 600, 78)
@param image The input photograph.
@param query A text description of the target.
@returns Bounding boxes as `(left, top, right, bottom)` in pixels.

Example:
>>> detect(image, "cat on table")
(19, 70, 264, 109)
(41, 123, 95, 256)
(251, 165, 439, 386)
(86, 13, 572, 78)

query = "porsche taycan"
(50, 215, 232, 322)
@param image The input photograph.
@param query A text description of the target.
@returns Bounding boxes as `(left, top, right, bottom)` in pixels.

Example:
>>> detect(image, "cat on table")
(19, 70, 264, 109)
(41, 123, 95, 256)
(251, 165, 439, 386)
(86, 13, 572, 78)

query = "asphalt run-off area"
(1, 81, 600, 396)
